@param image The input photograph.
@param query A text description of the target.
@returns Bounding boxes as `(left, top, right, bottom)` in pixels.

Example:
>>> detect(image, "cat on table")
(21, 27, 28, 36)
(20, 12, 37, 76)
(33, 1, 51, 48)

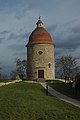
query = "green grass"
(49, 80, 80, 100)
(0, 82, 80, 120)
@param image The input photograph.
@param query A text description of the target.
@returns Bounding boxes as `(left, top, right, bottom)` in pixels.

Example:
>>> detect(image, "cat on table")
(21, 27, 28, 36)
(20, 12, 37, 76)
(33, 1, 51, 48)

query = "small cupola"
(36, 17, 43, 27)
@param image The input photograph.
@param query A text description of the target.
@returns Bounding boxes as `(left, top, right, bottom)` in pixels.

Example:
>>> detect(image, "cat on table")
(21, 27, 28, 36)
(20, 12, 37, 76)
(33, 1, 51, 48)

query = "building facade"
(26, 18, 55, 81)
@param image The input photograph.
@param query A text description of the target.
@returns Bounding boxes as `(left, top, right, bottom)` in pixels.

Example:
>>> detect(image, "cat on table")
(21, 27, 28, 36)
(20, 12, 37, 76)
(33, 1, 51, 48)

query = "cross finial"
(39, 16, 41, 20)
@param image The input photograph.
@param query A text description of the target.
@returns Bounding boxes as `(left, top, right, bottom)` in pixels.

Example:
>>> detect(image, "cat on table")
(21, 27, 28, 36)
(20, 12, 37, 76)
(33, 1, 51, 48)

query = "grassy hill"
(0, 82, 80, 120)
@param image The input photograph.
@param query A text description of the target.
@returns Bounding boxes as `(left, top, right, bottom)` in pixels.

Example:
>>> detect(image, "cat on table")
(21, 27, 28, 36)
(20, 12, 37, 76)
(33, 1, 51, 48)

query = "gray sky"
(0, 0, 80, 75)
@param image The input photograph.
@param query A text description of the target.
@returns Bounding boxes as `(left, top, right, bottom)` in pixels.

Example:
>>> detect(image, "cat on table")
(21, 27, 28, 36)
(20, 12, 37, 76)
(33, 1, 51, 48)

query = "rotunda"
(26, 18, 55, 81)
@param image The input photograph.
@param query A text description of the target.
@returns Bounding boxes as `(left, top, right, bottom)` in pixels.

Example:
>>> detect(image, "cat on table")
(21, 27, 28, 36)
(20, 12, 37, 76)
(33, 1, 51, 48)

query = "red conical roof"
(27, 19, 53, 45)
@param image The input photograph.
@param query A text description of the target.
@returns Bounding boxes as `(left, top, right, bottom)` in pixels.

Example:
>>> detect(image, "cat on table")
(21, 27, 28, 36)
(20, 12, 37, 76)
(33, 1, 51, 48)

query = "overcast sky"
(0, 0, 80, 75)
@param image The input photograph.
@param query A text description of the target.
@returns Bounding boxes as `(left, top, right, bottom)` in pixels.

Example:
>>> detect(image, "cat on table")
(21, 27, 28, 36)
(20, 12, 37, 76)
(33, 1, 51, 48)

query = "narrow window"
(49, 63, 51, 68)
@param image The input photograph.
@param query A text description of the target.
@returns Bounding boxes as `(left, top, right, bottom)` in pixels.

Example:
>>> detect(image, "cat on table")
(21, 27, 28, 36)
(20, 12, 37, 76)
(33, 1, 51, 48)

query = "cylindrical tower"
(26, 18, 55, 81)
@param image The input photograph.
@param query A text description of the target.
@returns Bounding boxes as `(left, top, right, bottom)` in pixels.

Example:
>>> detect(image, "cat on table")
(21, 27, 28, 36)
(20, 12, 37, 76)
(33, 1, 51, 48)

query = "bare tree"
(55, 55, 77, 82)
(16, 59, 27, 80)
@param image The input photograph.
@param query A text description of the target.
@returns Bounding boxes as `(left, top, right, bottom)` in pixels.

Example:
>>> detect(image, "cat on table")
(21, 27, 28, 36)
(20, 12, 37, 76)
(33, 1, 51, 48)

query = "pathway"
(0, 80, 22, 87)
(40, 82, 80, 108)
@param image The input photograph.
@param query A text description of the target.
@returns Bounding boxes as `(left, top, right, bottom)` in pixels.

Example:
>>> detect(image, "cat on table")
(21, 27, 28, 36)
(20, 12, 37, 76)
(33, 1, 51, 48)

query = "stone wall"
(27, 43, 55, 80)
